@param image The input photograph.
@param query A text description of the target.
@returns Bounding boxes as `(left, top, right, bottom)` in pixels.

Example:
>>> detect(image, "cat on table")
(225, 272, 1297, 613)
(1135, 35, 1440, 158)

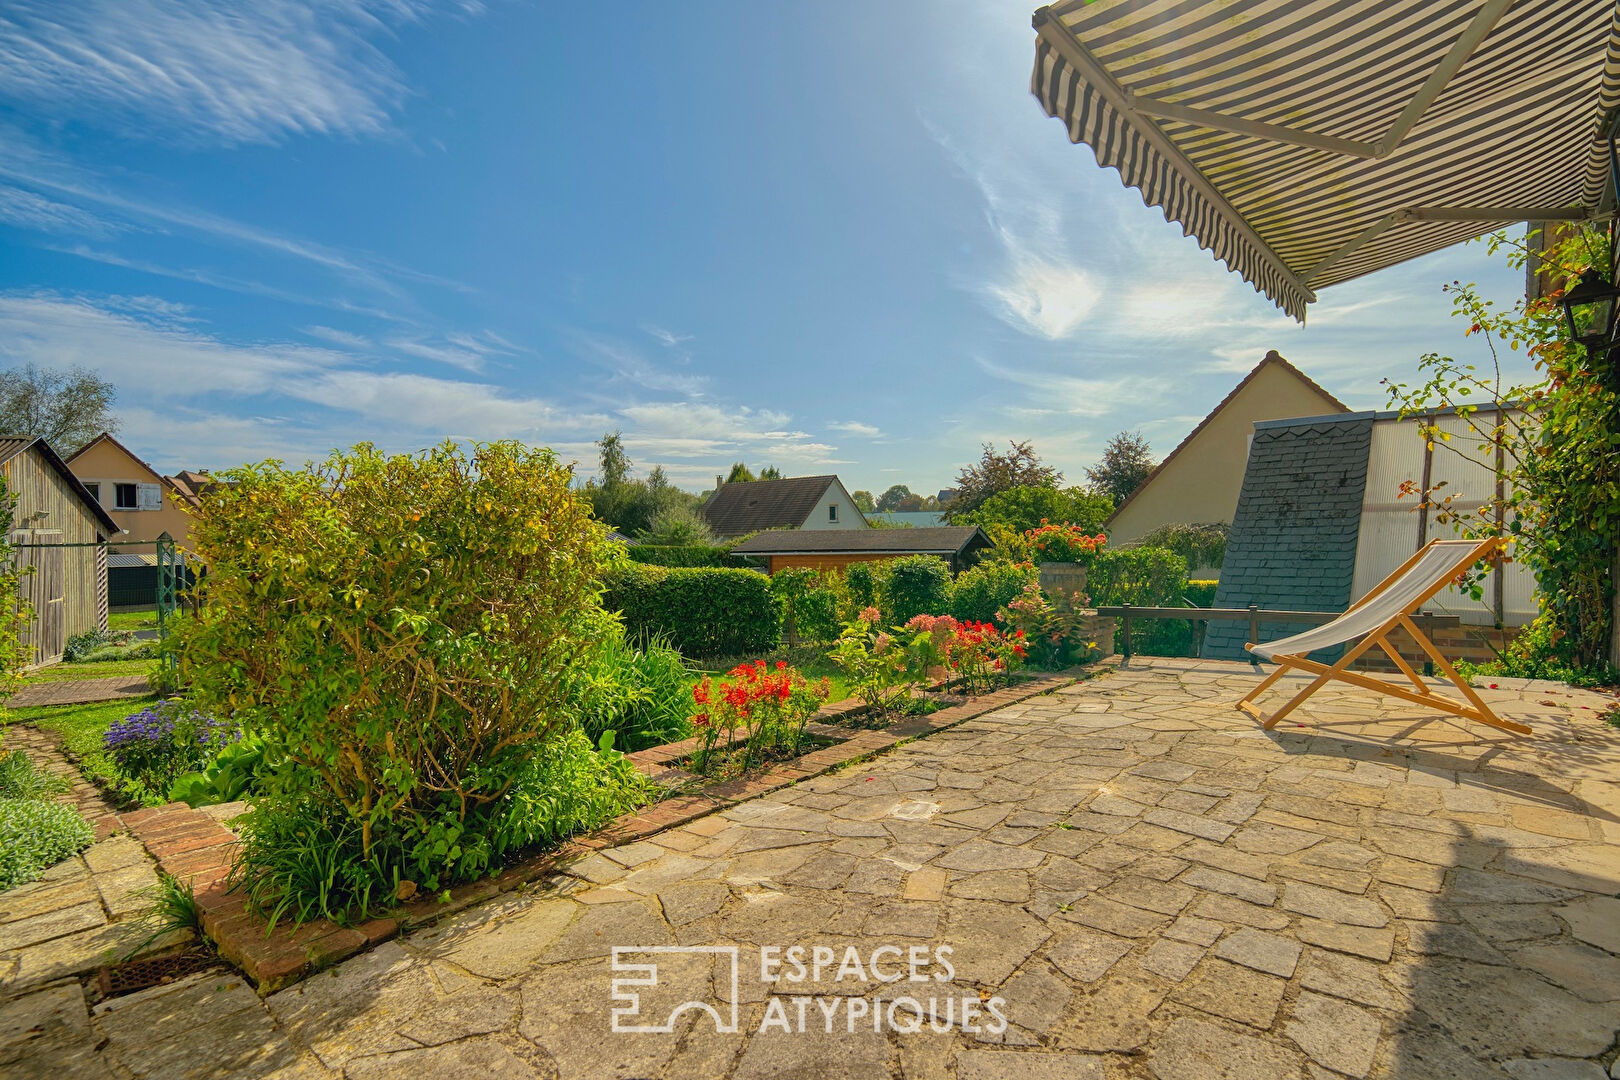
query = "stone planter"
(1039, 561, 1088, 599)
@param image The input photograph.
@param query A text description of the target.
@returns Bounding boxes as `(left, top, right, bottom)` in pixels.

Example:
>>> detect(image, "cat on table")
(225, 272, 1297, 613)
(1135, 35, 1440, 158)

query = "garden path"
(8, 658, 1620, 1079)
(10, 676, 153, 709)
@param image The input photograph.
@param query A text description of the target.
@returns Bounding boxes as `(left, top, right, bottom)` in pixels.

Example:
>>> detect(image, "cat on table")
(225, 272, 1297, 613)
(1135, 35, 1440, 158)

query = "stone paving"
(9, 675, 154, 709)
(6, 657, 1620, 1079)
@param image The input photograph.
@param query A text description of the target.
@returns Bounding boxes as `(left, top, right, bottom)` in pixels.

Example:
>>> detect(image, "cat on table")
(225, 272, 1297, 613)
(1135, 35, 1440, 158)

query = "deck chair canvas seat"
(1236, 537, 1530, 735)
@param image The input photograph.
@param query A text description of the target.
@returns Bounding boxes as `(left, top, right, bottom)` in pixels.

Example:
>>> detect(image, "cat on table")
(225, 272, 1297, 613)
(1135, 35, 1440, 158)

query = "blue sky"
(0, 0, 1530, 492)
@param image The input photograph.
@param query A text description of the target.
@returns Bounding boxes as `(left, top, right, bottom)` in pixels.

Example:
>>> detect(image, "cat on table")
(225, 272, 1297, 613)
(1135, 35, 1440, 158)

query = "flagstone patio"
(7, 657, 1619, 1079)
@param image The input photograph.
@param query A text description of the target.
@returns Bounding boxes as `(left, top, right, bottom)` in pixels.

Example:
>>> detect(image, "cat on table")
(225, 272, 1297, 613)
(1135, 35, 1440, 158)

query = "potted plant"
(1025, 521, 1105, 598)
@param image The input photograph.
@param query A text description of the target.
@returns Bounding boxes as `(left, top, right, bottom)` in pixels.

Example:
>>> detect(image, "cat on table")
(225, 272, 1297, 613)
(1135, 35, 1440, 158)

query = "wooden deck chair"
(1236, 537, 1530, 735)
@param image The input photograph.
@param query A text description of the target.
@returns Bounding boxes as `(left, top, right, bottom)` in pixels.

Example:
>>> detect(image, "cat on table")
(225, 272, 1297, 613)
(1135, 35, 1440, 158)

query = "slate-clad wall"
(1202, 414, 1374, 662)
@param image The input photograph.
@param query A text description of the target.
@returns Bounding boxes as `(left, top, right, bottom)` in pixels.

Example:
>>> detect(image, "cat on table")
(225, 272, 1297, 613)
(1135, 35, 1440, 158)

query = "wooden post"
(1121, 604, 1133, 662)
(1247, 603, 1260, 659)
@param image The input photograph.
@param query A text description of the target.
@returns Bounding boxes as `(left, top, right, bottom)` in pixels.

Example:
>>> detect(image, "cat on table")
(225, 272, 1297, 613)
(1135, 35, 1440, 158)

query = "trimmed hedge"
(949, 561, 1038, 622)
(879, 555, 952, 625)
(1183, 580, 1219, 608)
(603, 564, 780, 658)
(625, 544, 737, 568)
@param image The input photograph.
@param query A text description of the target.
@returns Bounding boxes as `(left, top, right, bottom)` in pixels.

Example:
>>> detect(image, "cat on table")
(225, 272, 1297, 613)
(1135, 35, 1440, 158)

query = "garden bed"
(118, 664, 1106, 993)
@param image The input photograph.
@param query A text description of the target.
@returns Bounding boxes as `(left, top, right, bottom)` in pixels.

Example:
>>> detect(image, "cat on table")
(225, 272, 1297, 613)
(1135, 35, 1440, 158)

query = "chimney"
(716, 474, 724, 490)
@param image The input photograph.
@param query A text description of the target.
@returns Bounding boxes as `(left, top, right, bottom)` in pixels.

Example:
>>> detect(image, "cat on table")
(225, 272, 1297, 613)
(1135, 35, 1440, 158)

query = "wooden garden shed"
(731, 526, 992, 575)
(0, 437, 120, 665)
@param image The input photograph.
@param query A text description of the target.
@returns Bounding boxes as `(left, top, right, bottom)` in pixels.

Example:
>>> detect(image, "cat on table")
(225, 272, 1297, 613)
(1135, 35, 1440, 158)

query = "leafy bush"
(626, 545, 736, 568)
(844, 562, 878, 609)
(636, 505, 715, 546)
(104, 700, 238, 795)
(996, 584, 1100, 669)
(0, 745, 68, 799)
(1087, 546, 1189, 607)
(830, 608, 943, 714)
(81, 641, 157, 663)
(935, 616, 1026, 694)
(1135, 522, 1229, 573)
(957, 485, 1113, 534)
(491, 728, 653, 854)
(769, 568, 842, 644)
(1183, 580, 1219, 608)
(169, 735, 268, 808)
(0, 797, 94, 892)
(689, 660, 830, 774)
(1456, 612, 1620, 688)
(569, 619, 694, 751)
(603, 564, 780, 658)
(949, 561, 1038, 623)
(878, 555, 951, 624)
(65, 628, 117, 662)
(179, 440, 612, 909)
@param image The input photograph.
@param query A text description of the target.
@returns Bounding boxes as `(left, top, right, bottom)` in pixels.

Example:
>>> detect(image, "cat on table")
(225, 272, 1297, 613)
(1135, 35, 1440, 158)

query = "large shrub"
(1087, 546, 1189, 607)
(768, 568, 842, 644)
(603, 564, 780, 658)
(569, 616, 694, 750)
(178, 441, 612, 904)
(958, 485, 1113, 534)
(878, 555, 952, 624)
(949, 561, 1038, 622)
(1135, 522, 1229, 573)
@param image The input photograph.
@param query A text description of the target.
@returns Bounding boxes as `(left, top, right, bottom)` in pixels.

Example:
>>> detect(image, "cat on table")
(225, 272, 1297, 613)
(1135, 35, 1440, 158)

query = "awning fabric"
(1031, 0, 1620, 320)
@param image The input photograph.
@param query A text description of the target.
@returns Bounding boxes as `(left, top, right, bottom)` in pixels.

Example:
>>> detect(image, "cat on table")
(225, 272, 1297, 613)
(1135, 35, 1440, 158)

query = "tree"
(877, 484, 924, 513)
(0, 364, 118, 453)
(725, 462, 756, 484)
(637, 505, 714, 546)
(758, 465, 783, 480)
(1085, 431, 1155, 504)
(958, 485, 1113, 535)
(585, 433, 698, 536)
(948, 440, 1061, 520)
(597, 431, 631, 488)
(850, 489, 876, 513)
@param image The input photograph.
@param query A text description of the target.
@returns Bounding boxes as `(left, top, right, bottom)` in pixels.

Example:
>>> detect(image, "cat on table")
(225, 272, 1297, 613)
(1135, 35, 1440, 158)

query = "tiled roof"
(731, 526, 989, 556)
(700, 476, 839, 538)
(1201, 414, 1373, 662)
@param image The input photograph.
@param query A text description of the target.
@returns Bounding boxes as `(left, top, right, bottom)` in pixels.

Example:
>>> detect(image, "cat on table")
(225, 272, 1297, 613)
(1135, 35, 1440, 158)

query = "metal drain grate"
(94, 949, 221, 1000)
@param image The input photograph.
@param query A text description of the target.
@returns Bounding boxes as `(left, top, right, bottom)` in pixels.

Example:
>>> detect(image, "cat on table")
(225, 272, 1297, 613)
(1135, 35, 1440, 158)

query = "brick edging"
(119, 666, 1098, 993)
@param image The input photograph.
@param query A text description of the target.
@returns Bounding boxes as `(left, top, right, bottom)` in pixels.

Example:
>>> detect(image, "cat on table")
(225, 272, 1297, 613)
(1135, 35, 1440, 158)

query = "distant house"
(1106, 352, 1348, 561)
(66, 432, 205, 549)
(1202, 407, 1536, 665)
(731, 526, 991, 574)
(701, 475, 868, 540)
(0, 437, 119, 664)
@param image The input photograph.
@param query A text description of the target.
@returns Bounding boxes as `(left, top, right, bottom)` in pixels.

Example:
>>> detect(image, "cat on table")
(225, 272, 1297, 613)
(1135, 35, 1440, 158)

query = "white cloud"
(386, 336, 489, 373)
(0, 1, 474, 145)
(578, 335, 708, 396)
(642, 324, 693, 348)
(828, 420, 881, 438)
(305, 325, 371, 348)
(0, 184, 113, 235)
(984, 243, 1100, 340)
(976, 358, 1170, 419)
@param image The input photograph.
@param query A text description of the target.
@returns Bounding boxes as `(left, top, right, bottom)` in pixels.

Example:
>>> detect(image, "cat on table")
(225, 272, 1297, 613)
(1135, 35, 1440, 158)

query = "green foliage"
(688, 661, 830, 774)
(844, 562, 878, 609)
(948, 440, 1061, 520)
(0, 797, 94, 892)
(65, 627, 117, 662)
(1085, 430, 1155, 504)
(585, 433, 700, 536)
(996, 584, 1099, 669)
(0, 745, 68, 799)
(949, 561, 1038, 623)
(80, 641, 157, 663)
(1456, 613, 1620, 688)
(7, 695, 167, 806)
(1183, 580, 1219, 608)
(491, 728, 652, 854)
(177, 440, 611, 895)
(0, 477, 30, 703)
(169, 735, 268, 808)
(602, 564, 780, 658)
(568, 618, 694, 750)
(1135, 523, 1229, 573)
(1383, 225, 1619, 672)
(121, 872, 200, 961)
(878, 555, 951, 624)
(1087, 547, 1189, 607)
(636, 505, 714, 546)
(851, 490, 876, 513)
(626, 544, 736, 568)
(958, 485, 1113, 535)
(768, 568, 842, 644)
(829, 613, 945, 714)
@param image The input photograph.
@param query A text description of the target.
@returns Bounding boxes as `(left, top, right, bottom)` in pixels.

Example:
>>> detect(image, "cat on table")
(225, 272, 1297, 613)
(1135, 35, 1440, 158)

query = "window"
(828, 503, 839, 523)
(114, 483, 138, 510)
(82, 482, 99, 504)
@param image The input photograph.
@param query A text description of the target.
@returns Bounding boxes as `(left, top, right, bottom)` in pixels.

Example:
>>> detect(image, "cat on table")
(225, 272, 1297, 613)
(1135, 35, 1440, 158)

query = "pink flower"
(859, 606, 881, 625)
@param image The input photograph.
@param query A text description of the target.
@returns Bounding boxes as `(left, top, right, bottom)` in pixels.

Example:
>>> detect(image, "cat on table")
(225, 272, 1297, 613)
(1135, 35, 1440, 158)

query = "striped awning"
(1031, 0, 1620, 320)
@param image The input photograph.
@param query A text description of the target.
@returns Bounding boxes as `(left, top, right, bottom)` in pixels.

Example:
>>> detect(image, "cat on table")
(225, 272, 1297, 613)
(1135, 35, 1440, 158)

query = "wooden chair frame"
(1236, 536, 1530, 736)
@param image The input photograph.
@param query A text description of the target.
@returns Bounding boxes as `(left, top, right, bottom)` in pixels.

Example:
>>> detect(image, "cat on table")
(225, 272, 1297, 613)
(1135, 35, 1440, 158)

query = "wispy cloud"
(642, 324, 693, 349)
(0, 184, 115, 236)
(828, 420, 881, 438)
(0, 1, 477, 145)
(578, 334, 708, 396)
(305, 325, 371, 349)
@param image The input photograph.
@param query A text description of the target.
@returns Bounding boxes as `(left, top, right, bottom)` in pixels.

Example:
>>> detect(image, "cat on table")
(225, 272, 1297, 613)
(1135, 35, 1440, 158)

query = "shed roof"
(701, 475, 842, 537)
(0, 436, 121, 536)
(732, 526, 989, 556)
(1201, 415, 1374, 661)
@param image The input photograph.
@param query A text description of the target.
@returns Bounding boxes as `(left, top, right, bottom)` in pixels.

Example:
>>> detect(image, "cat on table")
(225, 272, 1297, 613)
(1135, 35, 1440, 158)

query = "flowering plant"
(941, 617, 1027, 694)
(829, 613, 942, 714)
(1026, 521, 1106, 564)
(689, 660, 830, 774)
(104, 700, 238, 793)
(996, 584, 1098, 670)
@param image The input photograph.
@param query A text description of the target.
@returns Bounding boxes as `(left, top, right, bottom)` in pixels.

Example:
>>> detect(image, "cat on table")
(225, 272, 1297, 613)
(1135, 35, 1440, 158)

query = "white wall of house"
(798, 479, 869, 531)
(1352, 410, 1536, 627)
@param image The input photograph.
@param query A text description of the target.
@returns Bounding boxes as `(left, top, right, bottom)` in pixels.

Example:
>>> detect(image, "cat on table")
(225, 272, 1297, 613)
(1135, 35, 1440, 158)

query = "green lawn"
(23, 658, 154, 685)
(2, 694, 165, 806)
(108, 609, 158, 632)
